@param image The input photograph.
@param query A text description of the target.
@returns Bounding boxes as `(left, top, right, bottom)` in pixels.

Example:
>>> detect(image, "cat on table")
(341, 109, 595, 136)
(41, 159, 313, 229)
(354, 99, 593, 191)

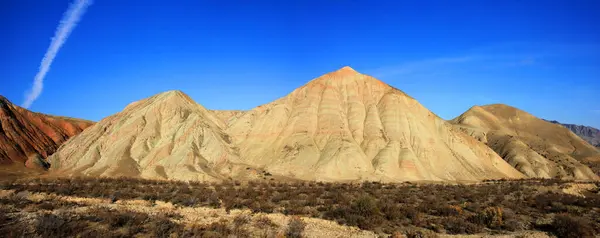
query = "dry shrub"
(36, 201, 57, 211)
(179, 219, 234, 238)
(503, 217, 528, 232)
(469, 206, 503, 228)
(349, 195, 385, 229)
(147, 215, 179, 238)
(107, 210, 149, 228)
(430, 204, 462, 217)
(35, 213, 88, 237)
(254, 215, 279, 238)
(380, 203, 403, 221)
(440, 217, 483, 234)
(352, 195, 379, 217)
(254, 215, 278, 229)
(232, 213, 251, 237)
(286, 216, 306, 238)
(406, 209, 424, 227)
(551, 214, 595, 238)
(398, 227, 437, 238)
(84, 207, 179, 237)
(4, 176, 600, 236)
(0, 208, 25, 237)
(233, 213, 251, 227)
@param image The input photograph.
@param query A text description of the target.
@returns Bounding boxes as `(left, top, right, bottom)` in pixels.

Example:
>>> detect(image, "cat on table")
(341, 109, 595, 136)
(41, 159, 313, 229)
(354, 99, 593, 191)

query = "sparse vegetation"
(1, 176, 599, 237)
(285, 216, 306, 238)
(551, 214, 596, 238)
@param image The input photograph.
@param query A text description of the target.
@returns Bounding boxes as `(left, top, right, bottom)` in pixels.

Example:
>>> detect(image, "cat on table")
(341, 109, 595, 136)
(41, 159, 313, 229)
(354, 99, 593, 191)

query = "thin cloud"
(365, 53, 535, 79)
(367, 42, 600, 80)
(22, 0, 93, 109)
(519, 57, 536, 66)
(368, 56, 478, 78)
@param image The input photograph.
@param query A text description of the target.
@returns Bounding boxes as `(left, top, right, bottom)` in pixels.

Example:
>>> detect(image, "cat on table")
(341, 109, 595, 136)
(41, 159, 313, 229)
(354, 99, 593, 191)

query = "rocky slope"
(224, 67, 524, 182)
(452, 104, 600, 179)
(48, 67, 526, 182)
(545, 119, 600, 148)
(0, 95, 93, 168)
(48, 91, 248, 181)
(211, 110, 246, 125)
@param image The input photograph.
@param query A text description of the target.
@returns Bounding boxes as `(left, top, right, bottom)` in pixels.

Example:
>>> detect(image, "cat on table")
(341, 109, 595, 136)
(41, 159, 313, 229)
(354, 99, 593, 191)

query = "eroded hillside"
(48, 91, 246, 181)
(0, 96, 93, 168)
(225, 67, 523, 181)
(452, 104, 600, 179)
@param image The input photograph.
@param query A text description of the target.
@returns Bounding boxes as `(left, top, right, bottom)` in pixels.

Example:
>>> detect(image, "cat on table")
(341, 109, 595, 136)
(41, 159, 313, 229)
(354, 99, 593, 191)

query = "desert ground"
(1, 174, 599, 237)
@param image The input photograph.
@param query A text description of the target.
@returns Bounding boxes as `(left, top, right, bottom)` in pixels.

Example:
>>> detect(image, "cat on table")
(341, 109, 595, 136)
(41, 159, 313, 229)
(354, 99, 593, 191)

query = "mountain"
(48, 91, 246, 181)
(544, 119, 600, 148)
(211, 110, 246, 125)
(451, 104, 600, 179)
(47, 67, 526, 182)
(0, 95, 93, 168)
(224, 66, 524, 182)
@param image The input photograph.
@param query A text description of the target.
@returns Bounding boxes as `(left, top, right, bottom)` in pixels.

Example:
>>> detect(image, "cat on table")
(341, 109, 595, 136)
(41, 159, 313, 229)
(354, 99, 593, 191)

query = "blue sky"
(1, 0, 599, 128)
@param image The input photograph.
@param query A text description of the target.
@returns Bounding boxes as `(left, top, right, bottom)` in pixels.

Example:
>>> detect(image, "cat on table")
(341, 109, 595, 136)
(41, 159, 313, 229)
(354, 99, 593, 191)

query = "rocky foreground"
(1, 176, 598, 237)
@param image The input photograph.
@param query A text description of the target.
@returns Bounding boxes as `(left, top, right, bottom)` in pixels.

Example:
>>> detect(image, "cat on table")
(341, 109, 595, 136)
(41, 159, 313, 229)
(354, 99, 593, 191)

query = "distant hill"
(0, 95, 93, 168)
(48, 91, 247, 181)
(544, 119, 600, 148)
(451, 104, 599, 179)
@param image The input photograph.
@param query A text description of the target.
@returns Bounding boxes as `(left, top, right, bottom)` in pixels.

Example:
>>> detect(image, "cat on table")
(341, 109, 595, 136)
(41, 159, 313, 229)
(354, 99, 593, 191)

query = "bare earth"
(48, 91, 247, 181)
(0, 96, 93, 168)
(48, 67, 525, 182)
(451, 104, 600, 180)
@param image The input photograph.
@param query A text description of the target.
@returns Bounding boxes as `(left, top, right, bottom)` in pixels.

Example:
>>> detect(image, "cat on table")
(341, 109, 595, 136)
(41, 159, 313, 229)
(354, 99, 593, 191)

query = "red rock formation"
(0, 95, 94, 167)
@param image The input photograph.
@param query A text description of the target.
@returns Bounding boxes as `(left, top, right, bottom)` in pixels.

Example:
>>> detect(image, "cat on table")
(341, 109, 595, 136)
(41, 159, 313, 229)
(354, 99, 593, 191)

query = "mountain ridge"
(544, 119, 600, 148)
(48, 90, 248, 181)
(0, 95, 94, 168)
(451, 104, 599, 179)
(223, 67, 523, 181)
(47, 67, 526, 182)
(20, 67, 600, 182)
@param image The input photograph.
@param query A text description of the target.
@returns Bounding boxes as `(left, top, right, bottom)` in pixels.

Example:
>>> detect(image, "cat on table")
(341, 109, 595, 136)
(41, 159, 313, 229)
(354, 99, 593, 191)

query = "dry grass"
(1, 176, 599, 237)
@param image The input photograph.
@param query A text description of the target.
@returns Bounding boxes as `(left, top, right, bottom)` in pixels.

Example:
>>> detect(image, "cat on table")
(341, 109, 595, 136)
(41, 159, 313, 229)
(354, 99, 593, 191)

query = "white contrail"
(22, 0, 93, 109)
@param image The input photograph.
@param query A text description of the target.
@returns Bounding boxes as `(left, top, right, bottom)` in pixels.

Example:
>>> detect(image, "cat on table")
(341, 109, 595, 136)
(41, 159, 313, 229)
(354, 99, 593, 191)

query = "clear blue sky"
(1, 0, 599, 128)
